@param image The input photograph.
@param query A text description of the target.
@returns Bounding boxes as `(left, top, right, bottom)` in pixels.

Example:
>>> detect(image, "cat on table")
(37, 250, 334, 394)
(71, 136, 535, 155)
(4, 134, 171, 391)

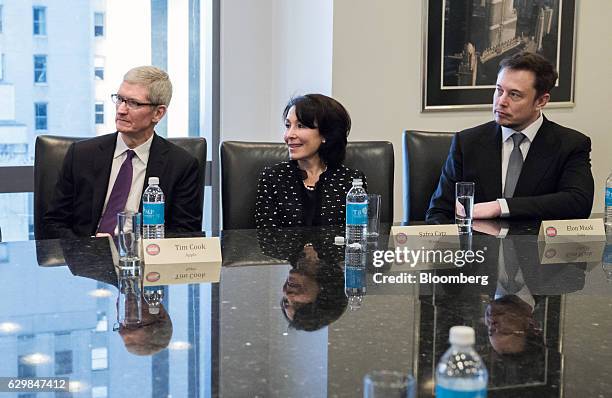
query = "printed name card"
(389, 225, 461, 270)
(390, 224, 459, 238)
(537, 240, 605, 264)
(538, 219, 606, 243)
(142, 237, 222, 286)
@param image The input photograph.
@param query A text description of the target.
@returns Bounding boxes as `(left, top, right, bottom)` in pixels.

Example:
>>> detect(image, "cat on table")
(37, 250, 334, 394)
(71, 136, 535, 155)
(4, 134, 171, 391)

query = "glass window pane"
(95, 102, 104, 124)
(95, 67, 104, 80)
(55, 350, 73, 375)
(34, 55, 47, 83)
(94, 12, 104, 37)
(35, 103, 48, 130)
(33, 7, 46, 35)
(91, 347, 108, 370)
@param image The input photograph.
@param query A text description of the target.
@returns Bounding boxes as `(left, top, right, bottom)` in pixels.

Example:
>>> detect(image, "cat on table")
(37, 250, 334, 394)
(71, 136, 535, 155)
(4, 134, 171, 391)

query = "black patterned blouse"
(255, 160, 367, 228)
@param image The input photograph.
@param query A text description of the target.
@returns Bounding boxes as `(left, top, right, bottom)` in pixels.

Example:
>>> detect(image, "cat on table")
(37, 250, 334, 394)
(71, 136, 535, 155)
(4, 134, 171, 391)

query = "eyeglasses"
(111, 94, 158, 109)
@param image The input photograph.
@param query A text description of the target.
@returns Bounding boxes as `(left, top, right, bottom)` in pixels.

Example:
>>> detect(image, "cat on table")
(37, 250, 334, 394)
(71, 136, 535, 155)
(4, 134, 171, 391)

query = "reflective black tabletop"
(0, 221, 611, 397)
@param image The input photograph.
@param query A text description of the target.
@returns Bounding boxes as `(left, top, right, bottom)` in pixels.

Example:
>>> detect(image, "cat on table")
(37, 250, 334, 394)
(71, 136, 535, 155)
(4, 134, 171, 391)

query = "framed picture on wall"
(422, 0, 576, 111)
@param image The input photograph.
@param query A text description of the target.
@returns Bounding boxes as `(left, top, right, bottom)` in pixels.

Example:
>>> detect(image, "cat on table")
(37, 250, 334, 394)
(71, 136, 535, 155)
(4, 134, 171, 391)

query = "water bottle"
(605, 171, 612, 227)
(346, 178, 368, 247)
(345, 255, 366, 311)
(604, 220, 612, 283)
(436, 326, 488, 398)
(142, 177, 165, 239)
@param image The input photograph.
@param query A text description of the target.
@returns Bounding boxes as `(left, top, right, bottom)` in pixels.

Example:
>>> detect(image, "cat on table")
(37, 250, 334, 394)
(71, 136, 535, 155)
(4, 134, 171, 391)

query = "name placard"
(142, 237, 222, 286)
(537, 240, 605, 264)
(538, 219, 606, 242)
(391, 224, 459, 238)
(388, 225, 461, 271)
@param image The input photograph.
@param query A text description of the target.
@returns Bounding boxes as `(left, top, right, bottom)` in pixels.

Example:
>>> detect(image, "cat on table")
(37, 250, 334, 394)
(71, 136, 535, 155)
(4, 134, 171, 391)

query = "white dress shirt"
(497, 113, 544, 217)
(98, 133, 153, 229)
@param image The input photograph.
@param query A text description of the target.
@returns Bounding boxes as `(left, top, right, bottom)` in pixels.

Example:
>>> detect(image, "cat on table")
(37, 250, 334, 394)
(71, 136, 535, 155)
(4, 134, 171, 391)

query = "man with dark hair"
(426, 52, 593, 223)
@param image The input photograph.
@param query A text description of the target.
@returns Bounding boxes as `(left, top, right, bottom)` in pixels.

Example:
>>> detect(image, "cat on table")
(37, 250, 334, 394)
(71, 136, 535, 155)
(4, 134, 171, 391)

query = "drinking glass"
(367, 194, 382, 238)
(117, 211, 142, 270)
(363, 370, 416, 398)
(455, 182, 475, 234)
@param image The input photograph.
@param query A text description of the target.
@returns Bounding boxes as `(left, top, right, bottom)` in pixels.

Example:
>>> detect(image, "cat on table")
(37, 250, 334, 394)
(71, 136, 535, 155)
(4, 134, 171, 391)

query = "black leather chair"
(403, 130, 454, 222)
(221, 141, 394, 230)
(34, 135, 207, 239)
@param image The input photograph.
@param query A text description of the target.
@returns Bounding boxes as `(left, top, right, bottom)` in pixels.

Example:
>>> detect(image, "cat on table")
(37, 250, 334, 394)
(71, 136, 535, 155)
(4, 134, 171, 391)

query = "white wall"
(332, 0, 612, 221)
(220, 0, 333, 142)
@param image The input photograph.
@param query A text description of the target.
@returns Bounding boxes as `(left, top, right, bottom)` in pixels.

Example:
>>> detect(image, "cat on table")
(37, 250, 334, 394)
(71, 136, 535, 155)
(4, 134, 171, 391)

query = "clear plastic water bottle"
(345, 252, 366, 311)
(346, 178, 368, 247)
(436, 326, 488, 398)
(605, 171, 612, 227)
(142, 177, 165, 239)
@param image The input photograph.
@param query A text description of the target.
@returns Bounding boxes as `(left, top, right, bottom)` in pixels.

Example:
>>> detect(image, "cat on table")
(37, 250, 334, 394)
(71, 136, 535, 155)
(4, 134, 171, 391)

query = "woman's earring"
(322, 139, 326, 143)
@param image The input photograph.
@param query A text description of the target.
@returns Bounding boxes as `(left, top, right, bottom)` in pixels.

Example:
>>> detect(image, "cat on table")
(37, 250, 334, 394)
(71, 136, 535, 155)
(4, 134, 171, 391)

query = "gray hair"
(123, 66, 172, 106)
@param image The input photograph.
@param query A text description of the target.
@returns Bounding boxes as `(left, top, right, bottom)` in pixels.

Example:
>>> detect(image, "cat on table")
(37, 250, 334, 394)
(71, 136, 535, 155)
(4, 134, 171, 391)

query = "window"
(55, 350, 73, 375)
(91, 347, 108, 370)
(0, 54, 4, 81)
(35, 102, 48, 130)
(0, 5, 4, 34)
(94, 57, 105, 80)
(94, 12, 104, 37)
(91, 386, 108, 398)
(95, 66, 104, 80)
(33, 6, 46, 35)
(95, 102, 104, 124)
(96, 311, 108, 332)
(34, 55, 47, 83)
(18, 355, 36, 378)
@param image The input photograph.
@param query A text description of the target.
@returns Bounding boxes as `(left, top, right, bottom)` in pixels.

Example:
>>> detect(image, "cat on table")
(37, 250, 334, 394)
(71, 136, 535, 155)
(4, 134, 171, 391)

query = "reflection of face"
(115, 81, 165, 139)
(283, 106, 323, 162)
(281, 269, 320, 320)
(118, 301, 172, 356)
(493, 68, 549, 132)
(485, 301, 530, 354)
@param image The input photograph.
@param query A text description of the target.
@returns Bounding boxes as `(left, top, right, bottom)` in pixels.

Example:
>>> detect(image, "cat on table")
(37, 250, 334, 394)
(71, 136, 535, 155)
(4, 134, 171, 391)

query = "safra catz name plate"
(143, 237, 222, 286)
(538, 219, 605, 243)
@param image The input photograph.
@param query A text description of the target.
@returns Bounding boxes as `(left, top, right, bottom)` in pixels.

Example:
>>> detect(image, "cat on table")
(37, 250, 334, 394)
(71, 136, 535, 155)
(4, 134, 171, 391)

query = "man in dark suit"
(43, 66, 202, 239)
(426, 52, 594, 224)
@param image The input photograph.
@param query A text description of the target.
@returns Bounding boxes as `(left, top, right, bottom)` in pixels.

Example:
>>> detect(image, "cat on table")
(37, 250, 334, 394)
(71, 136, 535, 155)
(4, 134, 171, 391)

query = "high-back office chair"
(34, 135, 207, 239)
(220, 141, 394, 230)
(403, 130, 454, 222)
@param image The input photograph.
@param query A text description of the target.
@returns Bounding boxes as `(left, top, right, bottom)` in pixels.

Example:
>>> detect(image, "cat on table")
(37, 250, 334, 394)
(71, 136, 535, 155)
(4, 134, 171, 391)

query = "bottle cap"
(352, 178, 362, 186)
(449, 326, 475, 345)
(334, 236, 345, 245)
(149, 177, 160, 185)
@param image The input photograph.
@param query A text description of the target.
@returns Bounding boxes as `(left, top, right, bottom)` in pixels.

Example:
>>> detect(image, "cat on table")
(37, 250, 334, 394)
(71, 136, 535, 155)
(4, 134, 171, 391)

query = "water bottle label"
(606, 187, 612, 206)
(346, 203, 368, 225)
(435, 385, 487, 398)
(143, 202, 165, 225)
(345, 266, 365, 289)
(604, 244, 612, 264)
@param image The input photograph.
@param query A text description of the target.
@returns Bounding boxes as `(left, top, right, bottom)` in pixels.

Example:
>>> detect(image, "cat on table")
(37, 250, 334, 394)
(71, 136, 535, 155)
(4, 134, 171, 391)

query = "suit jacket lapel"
(476, 124, 503, 200)
(141, 134, 169, 212)
(91, 133, 117, 228)
(514, 117, 558, 197)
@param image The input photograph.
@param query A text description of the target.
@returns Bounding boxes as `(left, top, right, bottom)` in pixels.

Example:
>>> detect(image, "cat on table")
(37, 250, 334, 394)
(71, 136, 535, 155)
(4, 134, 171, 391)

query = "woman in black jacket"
(255, 94, 366, 228)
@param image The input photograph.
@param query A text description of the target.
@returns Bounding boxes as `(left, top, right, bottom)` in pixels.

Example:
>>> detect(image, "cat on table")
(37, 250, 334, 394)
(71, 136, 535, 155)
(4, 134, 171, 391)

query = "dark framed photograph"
(422, 0, 576, 111)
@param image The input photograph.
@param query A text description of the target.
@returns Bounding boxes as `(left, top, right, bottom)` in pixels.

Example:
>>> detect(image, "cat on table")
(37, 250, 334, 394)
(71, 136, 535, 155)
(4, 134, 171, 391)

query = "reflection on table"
(0, 220, 610, 397)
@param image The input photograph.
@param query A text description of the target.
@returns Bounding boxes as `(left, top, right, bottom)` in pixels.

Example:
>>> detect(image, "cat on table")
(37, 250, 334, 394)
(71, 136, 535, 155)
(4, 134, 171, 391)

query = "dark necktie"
(501, 239, 522, 294)
(98, 150, 135, 234)
(504, 132, 526, 198)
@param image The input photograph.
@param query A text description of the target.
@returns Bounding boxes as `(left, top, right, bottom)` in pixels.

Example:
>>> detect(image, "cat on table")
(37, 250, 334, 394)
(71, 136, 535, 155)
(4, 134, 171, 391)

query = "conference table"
(0, 220, 610, 397)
